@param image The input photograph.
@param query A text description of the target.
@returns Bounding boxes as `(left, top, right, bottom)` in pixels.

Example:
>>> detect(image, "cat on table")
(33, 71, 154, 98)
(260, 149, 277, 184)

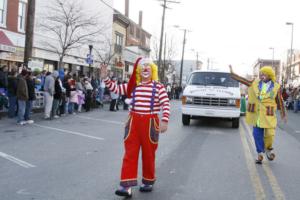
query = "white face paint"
(141, 64, 152, 82)
(259, 73, 269, 82)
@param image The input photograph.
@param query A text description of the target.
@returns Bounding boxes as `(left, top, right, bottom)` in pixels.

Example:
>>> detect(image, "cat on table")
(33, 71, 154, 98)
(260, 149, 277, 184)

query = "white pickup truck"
(181, 70, 241, 128)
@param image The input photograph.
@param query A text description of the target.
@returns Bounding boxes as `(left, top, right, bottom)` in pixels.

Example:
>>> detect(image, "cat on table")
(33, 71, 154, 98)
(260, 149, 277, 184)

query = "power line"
(99, 0, 114, 10)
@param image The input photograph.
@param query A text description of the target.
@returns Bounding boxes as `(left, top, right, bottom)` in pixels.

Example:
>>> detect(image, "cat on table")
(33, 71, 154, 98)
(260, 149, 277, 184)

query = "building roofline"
(114, 9, 151, 36)
(113, 10, 130, 27)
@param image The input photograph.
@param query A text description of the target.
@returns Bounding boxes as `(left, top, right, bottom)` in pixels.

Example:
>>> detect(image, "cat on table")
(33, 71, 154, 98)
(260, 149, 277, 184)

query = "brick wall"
(6, 0, 19, 33)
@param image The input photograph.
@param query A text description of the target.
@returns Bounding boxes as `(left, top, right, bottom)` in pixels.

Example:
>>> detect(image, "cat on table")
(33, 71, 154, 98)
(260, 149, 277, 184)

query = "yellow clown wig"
(135, 58, 159, 84)
(260, 66, 276, 82)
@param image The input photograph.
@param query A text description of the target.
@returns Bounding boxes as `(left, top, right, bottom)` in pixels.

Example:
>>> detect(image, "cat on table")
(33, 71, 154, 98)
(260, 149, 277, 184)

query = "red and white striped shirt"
(104, 78, 170, 122)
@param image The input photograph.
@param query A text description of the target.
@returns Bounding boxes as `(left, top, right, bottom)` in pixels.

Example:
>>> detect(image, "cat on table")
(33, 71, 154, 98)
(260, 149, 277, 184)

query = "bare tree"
(151, 35, 178, 81)
(94, 37, 116, 66)
(91, 36, 117, 78)
(39, 0, 106, 69)
(151, 38, 160, 62)
(166, 37, 177, 63)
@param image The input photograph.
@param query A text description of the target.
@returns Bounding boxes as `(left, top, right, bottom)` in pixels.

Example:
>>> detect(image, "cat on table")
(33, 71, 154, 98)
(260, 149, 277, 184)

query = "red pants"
(120, 112, 160, 187)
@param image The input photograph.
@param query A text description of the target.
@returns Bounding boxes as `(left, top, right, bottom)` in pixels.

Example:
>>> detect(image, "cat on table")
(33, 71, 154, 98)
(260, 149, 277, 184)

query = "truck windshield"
(188, 72, 239, 87)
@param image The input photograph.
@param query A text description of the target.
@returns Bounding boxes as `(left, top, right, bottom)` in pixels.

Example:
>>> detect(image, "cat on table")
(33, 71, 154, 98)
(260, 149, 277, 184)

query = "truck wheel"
(232, 118, 239, 128)
(182, 114, 190, 126)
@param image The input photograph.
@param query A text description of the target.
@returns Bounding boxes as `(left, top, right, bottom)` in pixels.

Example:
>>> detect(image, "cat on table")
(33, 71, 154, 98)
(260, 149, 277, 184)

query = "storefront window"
(44, 63, 54, 72)
(0, 0, 7, 27)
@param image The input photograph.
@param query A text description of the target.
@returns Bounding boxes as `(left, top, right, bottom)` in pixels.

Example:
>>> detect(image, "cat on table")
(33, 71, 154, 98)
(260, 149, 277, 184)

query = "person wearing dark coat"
(0, 65, 8, 90)
(52, 77, 63, 118)
(63, 76, 72, 114)
(24, 69, 36, 123)
(7, 70, 18, 118)
(16, 69, 28, 125)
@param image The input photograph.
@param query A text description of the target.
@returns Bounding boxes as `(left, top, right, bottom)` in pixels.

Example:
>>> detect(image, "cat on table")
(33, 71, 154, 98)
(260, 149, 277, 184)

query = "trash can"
(240, 95, 246, 116)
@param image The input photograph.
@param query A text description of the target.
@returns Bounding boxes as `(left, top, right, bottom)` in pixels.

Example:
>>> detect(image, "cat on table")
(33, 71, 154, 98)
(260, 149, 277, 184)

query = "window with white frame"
(116, 33, 123, 46)
(18, 1, 26, 32)
(0, 0, 7, 27)
(145, 37, 150, 48)
(115, 33, 123, 53)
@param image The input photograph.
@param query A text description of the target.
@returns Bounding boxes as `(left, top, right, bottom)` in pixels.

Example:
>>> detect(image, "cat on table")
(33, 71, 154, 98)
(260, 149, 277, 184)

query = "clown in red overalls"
(100, 57, 170, 197)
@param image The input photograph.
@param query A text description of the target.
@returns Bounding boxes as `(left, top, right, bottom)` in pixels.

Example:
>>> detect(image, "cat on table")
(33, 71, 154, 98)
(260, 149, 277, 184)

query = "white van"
(181, 70, 241, 128)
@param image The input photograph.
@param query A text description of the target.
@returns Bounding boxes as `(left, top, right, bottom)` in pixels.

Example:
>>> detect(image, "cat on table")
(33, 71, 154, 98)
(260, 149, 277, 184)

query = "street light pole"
(286, 22, 294, 82)
(179, 29, 187, 88)
(196, 52, 199, 70)
(88, 44, 93, 78)
(269, 47, 274, 68)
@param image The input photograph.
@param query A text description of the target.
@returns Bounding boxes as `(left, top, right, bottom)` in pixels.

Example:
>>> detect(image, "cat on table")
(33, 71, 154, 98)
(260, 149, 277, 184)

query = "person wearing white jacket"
(44, 71, 58, 119)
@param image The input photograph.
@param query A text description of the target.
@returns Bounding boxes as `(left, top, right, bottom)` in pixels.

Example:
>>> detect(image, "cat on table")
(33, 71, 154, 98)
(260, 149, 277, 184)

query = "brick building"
(0, 0, 26, 70)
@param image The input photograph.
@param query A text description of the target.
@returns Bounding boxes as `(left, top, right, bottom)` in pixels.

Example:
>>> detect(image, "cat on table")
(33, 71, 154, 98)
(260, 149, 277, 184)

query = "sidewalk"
(0, 104, 110, 128)
(0, 109, 45, 129)
(0, 106, 43, 118)
(278, 110, 300, 134)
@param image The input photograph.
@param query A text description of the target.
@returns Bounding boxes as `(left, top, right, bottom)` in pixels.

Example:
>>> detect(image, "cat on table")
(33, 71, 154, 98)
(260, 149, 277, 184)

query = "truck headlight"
(186, 97, 193, 104)
(228, 99, 236, 105)
(182, 96, 193, 104)
(228, 99, 241, 108)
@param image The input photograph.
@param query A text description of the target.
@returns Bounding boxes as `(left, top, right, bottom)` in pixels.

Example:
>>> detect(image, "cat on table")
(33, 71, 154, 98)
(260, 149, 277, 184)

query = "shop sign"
(0, 47, 23, 62)
(0, 44, 16, 52)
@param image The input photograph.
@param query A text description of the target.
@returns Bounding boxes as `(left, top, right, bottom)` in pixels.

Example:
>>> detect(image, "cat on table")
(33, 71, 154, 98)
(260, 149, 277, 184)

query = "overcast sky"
(113, 0, 300, 74)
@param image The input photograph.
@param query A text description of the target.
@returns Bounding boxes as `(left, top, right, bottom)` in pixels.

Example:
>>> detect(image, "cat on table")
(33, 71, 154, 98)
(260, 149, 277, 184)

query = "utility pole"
(163, 32, 167, 83)
(179, 29, 186, 87)
(24, 0, 36, 68)
(157, 0, 179, 81)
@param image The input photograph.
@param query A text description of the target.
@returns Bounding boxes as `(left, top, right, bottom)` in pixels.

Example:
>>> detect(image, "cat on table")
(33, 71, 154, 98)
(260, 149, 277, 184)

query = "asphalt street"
(0, 100, 300, 200)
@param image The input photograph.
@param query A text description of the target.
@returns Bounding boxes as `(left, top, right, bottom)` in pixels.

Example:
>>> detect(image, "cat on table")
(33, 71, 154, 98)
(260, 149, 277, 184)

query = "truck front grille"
(193, 97, 229, 106)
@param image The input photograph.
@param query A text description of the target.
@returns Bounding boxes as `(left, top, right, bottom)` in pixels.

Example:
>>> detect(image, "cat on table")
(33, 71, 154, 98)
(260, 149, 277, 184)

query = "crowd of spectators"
(282, 85, 300, 113)
(0, 65, 116, 123)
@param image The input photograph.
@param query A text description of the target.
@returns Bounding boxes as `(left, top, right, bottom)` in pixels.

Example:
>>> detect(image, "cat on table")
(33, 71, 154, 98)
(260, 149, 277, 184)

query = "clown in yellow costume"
(229, 65, 287, 164)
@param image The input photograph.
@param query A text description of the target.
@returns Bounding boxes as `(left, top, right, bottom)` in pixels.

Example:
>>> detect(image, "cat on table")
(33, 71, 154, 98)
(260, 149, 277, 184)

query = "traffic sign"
(86, 54, 93, 64)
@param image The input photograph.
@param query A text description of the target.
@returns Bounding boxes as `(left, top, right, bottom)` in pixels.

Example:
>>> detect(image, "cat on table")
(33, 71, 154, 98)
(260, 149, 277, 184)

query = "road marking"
(77, 115, 124, 125)
(17, 189, 31, 195)
(33, 124, 104, 141)
(242, 120, 286, 200)
(0, 152, 36, 168)
(239, 125, 266, 200)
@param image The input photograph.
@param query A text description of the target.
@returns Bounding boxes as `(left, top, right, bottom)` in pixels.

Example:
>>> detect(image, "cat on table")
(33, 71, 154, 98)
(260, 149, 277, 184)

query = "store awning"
(0, 31, 16, 52)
